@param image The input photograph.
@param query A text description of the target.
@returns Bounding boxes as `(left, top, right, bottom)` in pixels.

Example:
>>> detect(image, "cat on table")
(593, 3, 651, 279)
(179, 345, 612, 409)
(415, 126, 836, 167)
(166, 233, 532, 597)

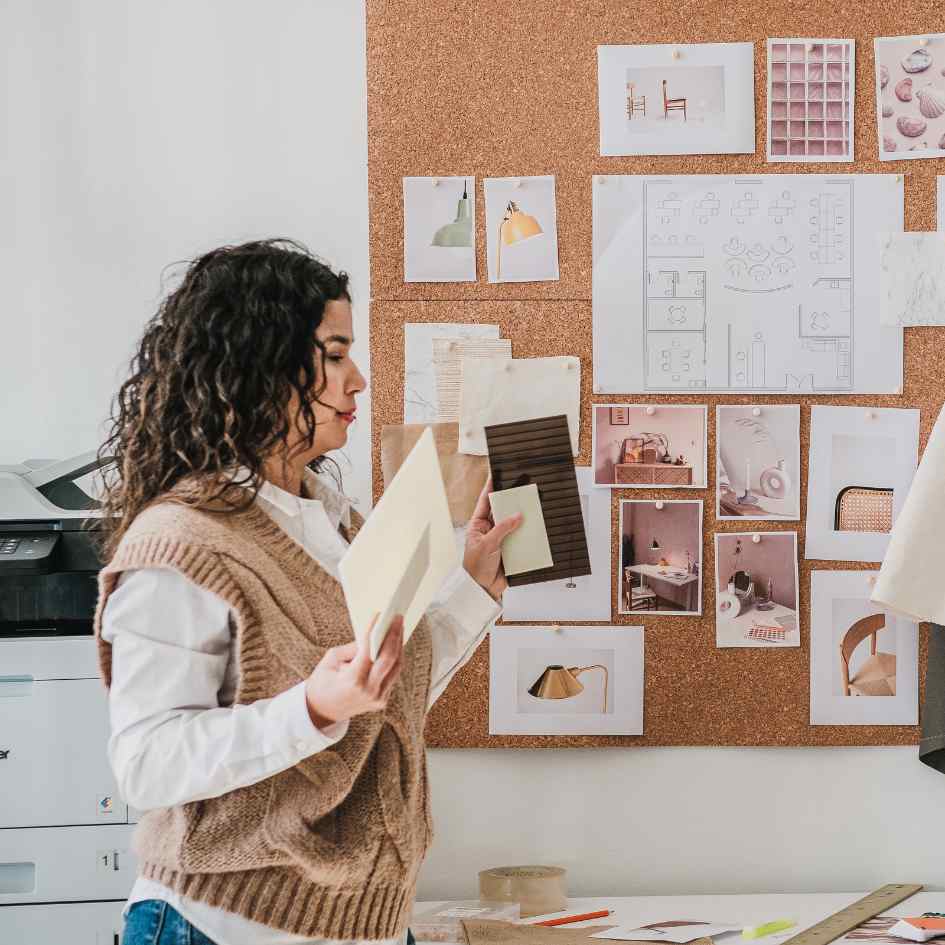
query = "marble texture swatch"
(879, 232, 945, 326)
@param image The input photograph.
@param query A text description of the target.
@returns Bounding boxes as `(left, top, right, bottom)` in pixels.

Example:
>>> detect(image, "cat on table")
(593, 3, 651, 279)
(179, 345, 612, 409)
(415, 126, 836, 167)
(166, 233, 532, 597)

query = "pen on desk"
(534, 910, 613, 927)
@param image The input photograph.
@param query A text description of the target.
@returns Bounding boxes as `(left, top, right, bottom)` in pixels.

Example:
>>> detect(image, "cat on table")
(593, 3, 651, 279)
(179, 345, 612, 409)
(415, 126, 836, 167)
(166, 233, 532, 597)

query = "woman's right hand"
(304, 614, 404, 729)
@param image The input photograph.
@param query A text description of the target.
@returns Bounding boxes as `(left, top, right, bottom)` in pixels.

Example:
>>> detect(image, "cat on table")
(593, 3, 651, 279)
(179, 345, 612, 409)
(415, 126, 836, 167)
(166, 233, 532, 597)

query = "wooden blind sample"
(484, 414, 591, 587)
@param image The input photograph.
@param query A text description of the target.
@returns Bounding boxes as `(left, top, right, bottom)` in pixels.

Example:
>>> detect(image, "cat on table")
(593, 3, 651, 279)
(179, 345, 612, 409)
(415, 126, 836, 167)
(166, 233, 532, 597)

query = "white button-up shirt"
(101, 468, 501, 945)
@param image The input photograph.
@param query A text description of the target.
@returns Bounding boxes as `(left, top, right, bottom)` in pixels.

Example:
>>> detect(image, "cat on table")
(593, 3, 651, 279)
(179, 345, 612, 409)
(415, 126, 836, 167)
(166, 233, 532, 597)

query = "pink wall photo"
(716, 533, 797, 608)
(622, 500, 702, 572)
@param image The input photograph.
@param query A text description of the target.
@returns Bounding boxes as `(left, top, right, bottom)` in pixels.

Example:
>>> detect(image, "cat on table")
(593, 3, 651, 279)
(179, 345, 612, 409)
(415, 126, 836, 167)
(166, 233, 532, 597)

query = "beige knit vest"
(94, 490, 434, 940)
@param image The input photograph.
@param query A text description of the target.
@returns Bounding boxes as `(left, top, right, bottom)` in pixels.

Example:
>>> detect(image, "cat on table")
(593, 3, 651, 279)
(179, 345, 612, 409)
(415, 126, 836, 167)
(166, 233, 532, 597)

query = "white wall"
(1, 0, 372, 509)
(7, 0, 945, 907)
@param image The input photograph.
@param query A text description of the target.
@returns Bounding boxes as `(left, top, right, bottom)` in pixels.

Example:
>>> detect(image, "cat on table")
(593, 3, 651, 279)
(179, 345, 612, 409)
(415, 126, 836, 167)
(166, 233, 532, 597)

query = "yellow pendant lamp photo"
(496, 199, 542, 280)
(527, 663, 609, 713)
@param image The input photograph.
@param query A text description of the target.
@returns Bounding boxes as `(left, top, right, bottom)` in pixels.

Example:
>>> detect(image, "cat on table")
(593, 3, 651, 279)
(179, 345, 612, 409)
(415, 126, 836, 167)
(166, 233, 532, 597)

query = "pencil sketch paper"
(404, 323, 499, 423)
(433, 337, 512, 422)
(594, 925, 741, 943)
(597, 43, 755, 156)
(592, 174, 904, 395)
(879, 233, 945, 326)
(810, 570, 918, 725)
(458, 356, 581, 456)
(403, 176, 476, 282)
(805, 406, 919, 562)
(767, 39, 854, 163)
(875, 34, 945, 161)
(501, 468, 612, 622)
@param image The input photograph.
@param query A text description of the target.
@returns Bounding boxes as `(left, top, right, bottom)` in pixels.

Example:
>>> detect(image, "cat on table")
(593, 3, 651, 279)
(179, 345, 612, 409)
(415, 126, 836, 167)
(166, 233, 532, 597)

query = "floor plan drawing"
(593, 174, 903, 395)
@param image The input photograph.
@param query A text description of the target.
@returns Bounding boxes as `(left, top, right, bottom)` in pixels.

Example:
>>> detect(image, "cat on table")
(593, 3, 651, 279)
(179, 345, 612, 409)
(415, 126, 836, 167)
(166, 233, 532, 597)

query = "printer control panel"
(0, 533, 59, 570)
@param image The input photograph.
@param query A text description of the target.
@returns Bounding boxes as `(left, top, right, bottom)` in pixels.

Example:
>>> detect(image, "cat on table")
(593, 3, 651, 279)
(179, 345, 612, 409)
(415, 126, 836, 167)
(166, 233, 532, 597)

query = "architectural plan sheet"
(593, 174, 904, 395)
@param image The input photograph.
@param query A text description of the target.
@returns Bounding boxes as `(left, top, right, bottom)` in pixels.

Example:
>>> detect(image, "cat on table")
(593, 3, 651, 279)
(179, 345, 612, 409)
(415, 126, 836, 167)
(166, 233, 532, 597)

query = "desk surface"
(628, 563, 699, 588)
(716, 601, 799, 648)
(419, 891, 940, 935)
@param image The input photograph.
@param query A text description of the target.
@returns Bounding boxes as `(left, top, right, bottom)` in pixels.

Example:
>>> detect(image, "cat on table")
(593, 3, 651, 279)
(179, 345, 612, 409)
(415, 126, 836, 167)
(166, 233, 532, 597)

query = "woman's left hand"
(463, 475, 522, 601)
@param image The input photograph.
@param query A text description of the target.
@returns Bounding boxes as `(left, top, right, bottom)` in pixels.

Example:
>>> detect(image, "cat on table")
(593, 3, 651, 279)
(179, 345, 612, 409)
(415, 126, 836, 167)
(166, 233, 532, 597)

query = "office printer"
(0, 451, 109, 637)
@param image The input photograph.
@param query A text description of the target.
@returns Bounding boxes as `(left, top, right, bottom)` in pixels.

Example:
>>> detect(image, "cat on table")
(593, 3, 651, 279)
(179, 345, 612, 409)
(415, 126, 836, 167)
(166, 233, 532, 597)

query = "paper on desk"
(593, 924, 740, 942)
(462, 919, 616, 945)
(459, 356, 581, 456)
(339, 427, 456, 656)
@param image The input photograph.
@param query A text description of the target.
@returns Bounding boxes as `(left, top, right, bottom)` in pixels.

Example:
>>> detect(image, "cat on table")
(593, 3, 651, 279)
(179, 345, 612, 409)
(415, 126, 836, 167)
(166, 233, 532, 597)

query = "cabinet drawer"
(653, 466, 692, 485)
(615, 465, 652, 484)
(0, 899, 127, 945)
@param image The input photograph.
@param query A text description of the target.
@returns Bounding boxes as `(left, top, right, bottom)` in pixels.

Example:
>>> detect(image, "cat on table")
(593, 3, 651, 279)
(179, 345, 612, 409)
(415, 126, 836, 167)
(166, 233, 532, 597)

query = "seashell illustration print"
(881, 64, 890, 88)
(883, 135, 898, 152)
(901, 48, 933, 73)
(897, 115, 927, 137)
(895, 77, 913, 101)
(882, 103, 894, 117)
(917, 84, 945, 118)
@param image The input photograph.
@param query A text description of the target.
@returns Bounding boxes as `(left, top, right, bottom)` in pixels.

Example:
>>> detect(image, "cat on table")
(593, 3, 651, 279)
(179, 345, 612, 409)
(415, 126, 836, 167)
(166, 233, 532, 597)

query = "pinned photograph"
(805, 406, 919, 562)
(597, 42, 755, 156)
(592, 404, 707, 489)
(483, 176, 559, 283)
(490, 626, 644, 736)
(875, 33, 945, 161)
(618, 500, 703, 616)
(402, 176, 476, 282)
(716, 405, 800, 520)
(810, 570, 918, 725)
(715, 531, 799, 647)
(879, 232, 945, 326)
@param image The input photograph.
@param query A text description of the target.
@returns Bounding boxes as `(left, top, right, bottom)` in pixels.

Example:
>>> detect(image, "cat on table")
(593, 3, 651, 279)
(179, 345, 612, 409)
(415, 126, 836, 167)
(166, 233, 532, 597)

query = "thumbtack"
(896, 174, 903, 184)
(806, 43, 814, 52)
(550, 624, 562, 633)
(867, 574, 877, 586)
(432, 177, 441, 187)
(919, 37, 930, 47)
(567, 361, 576, 370)
(866, 409, 876, 420)
(752, 533, 762, 544)
(655, 500, 664, 510)
(752, 406, 762, 417)
(672, 49, 681, 60)
(513, 177, 523, 189)
(645, 406, 656, 416)
(504, 362, 513, 372)
(597, 175, 607, 185)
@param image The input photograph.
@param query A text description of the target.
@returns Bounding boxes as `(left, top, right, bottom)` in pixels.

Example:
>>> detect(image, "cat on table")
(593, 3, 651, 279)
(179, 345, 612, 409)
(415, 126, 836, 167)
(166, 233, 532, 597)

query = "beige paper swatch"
(488, 484, 553, 576)
(433, 337, 512, 422)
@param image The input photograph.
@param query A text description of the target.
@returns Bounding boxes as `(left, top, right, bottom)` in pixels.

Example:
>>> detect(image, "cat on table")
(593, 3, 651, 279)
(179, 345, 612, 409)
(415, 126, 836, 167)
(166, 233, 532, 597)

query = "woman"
(95, 239, 520, 945)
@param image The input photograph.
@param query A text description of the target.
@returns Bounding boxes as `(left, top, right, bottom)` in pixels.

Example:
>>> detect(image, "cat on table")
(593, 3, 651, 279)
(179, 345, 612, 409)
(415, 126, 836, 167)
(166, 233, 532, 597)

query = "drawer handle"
(0, 861, 36, 895)
(0, 675, 33, 698)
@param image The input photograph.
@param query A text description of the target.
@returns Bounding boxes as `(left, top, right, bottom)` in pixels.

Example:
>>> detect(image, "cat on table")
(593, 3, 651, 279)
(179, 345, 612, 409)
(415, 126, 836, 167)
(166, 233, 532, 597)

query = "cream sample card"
(483, 176, 559, 283)
(597, 42, 756, 156)
(490, 626, 644, 736)
(403, 176, 476, 282)
(488, 484, 553, 576)
(593, 174, 904, 395)
(501, 468, 612, 622)
(875, 34, 945, 161)
(459, 356, 581, 456)
(806, 406, 919, 563)
(879, 232, 945, 326)
(404, 323, 499, 423)
(339, 427, 457, 654)
(811, 570, 918, 725)
(433, 337, 512, 422)
(767, 39, 854, 163)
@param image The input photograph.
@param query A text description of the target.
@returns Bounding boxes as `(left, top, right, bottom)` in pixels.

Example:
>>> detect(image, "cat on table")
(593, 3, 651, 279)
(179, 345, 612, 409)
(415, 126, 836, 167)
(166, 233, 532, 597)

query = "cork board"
(366, 0, 945, 747)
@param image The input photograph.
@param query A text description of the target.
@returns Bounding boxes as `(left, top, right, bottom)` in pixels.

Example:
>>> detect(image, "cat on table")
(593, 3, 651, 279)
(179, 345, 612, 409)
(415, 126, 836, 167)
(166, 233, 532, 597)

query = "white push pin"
(550, 624, 562, 633)
(505, 362, 513, 372)
(646, 406, 656, 416)
(432, 177, 441, 187)
(752, 533, 762, 544)
(513, 177, 523, 189)
(672, 48, 681, 60)
(567, 361, 576, 370)
(896, 175, 903, 184)
(752, 406, 761, 417)
(596, 175, 606, 185)
(866, 409, 876, 420)
(919, 37, 930, 47)
(867, 574, 877, 587)
(806, 43, 814, 52)
(655, 500, 664, 510)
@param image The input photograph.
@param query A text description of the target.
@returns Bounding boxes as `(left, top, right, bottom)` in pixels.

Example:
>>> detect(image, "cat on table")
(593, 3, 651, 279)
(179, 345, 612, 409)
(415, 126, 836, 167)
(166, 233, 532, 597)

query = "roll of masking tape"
(716, 590, 743, 619)
(478, 865, 567, 918)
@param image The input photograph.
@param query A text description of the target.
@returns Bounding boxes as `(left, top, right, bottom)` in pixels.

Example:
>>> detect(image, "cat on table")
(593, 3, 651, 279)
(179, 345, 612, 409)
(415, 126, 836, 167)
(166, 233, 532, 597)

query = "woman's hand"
(463, 475, 523, 602)
(304, 615, 404, 729)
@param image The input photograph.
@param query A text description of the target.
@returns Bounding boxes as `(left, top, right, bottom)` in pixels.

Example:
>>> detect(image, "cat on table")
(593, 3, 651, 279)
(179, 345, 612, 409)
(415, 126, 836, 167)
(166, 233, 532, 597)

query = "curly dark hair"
(95, 238, 351, 559)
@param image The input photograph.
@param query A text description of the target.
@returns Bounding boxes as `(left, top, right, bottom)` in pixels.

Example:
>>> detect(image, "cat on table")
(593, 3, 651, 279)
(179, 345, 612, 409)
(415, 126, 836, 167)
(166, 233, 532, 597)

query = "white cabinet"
(0, 899, 126, 945)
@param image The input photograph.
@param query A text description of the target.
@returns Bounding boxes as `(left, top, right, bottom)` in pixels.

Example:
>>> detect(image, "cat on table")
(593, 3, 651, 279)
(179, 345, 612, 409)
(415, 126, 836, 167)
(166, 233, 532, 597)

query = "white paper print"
(715, 532, 800, 648)
(805, 406, 919, 563)
(501, 468, 613, 622)
(597, 43, 756, 156)
(483, 176, 559, 283)
(716, 405, 800, 520)
(489, 626, 644, 736)
(875, 34, 945, 161)
(402, 176, 476, 282)
(403, 323, 499, 423)
(810, 570, 918, 725)
(593, 925, 742, 943)
(939, 177, 945, 230)
(432, 337, 512, 422)
(458, 356, 581, 456)
(767, 39, 854, 163)
(592, 174, 904, 395)
(879, 232, 945, 326)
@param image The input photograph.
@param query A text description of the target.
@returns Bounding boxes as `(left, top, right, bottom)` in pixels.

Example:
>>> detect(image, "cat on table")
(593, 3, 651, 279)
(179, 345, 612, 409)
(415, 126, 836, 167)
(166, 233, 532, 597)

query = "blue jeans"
(123, 899, 217, 945)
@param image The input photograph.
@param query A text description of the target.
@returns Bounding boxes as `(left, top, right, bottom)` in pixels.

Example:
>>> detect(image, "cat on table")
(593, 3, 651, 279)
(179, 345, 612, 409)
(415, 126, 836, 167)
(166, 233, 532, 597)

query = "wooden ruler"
(780, 885, 924, 945)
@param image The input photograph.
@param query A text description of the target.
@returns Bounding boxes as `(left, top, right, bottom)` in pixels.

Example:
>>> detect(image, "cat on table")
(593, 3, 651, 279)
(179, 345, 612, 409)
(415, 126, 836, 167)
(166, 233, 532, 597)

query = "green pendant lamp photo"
(431, 179, 473, 248)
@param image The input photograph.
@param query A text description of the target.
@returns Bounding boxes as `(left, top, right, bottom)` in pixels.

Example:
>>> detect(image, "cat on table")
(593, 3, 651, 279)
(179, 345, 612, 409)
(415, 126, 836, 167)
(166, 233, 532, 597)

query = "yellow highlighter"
(743, 920, 798, 940)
